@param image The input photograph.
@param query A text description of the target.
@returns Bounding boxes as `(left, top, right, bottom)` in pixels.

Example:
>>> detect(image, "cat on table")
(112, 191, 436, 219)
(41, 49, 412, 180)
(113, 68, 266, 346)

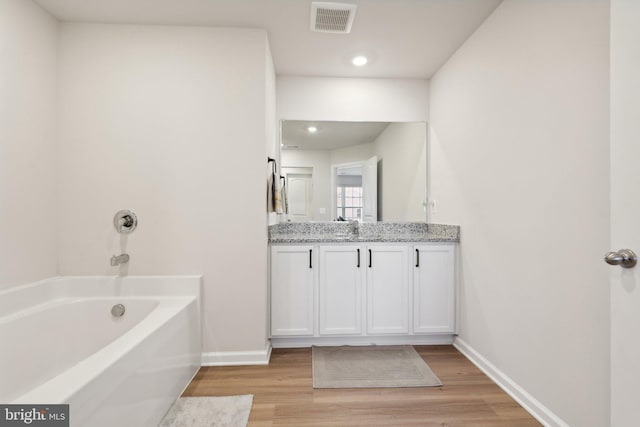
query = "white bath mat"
(159, 395, 253, 427)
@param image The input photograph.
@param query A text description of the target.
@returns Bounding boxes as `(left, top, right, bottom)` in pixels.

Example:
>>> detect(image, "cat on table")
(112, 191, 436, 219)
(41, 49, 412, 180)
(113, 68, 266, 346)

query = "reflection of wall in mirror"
(374, 122, 427, 221)
(331, 142, 375, 165)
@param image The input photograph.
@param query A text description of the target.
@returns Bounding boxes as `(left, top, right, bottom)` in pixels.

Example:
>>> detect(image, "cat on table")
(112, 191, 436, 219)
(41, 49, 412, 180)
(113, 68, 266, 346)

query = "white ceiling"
(34, 0, 503, 79)
(282, 120, 389, 150)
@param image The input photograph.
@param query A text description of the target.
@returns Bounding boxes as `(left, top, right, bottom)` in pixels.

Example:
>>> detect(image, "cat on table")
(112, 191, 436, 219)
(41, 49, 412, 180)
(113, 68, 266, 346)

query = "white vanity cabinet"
(413, 244, 456, 334)
(270, 245, 315, 336)
(318, 245, 363, 335)
(366, 245, 410, 335)
(269, 241, 456, 346)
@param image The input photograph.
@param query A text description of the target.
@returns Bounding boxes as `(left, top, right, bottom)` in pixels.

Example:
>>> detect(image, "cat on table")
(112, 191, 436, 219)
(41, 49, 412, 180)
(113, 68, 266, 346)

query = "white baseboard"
(201, 343, 272, 366)
(271, 334, 454, 348)
(453, 337, 569, 427)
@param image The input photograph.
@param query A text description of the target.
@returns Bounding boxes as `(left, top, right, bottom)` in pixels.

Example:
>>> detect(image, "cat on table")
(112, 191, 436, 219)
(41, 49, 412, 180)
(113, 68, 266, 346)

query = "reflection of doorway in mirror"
(333, 156, 378, 222)
(335, 164, 362, 221)
(283, 168, 313, 222)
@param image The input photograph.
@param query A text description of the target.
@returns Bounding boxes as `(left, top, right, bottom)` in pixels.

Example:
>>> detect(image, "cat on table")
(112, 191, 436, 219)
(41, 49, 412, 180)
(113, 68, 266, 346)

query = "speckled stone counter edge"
(268, 222, 460, 243)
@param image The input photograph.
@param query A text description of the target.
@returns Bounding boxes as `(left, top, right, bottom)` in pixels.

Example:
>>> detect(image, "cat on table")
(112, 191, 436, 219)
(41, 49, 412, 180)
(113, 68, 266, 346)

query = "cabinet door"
(413, 244, 455, 333)
(366, 245, 410, 334)
(318, 245, 363, 335)
(270, 245, 314, 336)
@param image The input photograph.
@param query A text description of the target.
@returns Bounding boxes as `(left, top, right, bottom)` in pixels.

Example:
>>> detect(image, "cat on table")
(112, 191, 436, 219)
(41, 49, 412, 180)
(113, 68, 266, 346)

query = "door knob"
(604, 249, 637, 268)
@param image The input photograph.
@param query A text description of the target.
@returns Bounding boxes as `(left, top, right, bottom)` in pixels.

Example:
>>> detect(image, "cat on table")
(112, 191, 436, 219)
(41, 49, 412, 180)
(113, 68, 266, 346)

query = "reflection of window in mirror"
(335, 164, 363, 221)
(336, 185, 363, 221)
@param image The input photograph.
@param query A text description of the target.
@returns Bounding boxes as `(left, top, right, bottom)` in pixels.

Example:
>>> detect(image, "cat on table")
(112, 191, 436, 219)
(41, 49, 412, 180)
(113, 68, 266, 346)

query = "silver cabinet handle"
(604, 249, 637, 268)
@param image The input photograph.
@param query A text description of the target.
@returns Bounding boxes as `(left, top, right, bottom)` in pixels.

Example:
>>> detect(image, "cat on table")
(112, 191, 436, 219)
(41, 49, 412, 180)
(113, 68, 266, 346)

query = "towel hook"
(267, 157, 277, 173)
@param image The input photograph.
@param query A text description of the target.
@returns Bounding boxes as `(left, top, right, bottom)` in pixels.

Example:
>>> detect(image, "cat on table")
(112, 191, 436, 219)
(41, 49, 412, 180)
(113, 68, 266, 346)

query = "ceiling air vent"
(310, 2, 357, 34)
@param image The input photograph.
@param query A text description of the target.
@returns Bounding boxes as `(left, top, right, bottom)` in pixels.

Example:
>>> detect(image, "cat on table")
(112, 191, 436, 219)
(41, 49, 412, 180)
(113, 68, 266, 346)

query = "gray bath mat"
(159, 395, 253, 427)
(312, 345, 442, 388)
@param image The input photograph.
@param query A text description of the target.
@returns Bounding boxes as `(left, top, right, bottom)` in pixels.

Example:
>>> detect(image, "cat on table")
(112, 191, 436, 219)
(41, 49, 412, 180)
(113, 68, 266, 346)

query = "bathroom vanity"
(268, 222, 460, 347)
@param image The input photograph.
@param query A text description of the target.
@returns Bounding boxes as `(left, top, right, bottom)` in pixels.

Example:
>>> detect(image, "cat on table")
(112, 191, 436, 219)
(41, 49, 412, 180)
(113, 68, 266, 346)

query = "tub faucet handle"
(119, 215, 134, 228)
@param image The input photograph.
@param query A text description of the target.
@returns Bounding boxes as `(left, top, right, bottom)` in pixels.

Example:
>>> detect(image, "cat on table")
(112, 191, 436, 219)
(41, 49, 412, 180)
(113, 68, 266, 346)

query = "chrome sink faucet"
(110, 253, 130, 266)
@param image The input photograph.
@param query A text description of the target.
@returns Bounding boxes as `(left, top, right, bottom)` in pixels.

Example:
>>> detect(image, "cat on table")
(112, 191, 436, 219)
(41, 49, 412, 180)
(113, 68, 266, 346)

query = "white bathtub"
(0, 276, 201, 427)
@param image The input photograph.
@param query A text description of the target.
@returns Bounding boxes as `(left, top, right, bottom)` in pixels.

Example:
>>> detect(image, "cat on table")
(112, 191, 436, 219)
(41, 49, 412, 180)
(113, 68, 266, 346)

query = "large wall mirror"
(280, 120, 428, 223)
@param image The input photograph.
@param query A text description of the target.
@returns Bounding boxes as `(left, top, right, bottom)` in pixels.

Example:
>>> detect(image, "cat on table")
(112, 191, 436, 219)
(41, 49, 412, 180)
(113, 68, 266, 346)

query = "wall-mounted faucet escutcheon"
(113, 210, 138, 234)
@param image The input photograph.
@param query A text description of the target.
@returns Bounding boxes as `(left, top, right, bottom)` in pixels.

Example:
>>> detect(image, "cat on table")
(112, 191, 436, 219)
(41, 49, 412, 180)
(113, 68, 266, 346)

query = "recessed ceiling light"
(352, 56, 368, 66)
(307, 126, 318, 133)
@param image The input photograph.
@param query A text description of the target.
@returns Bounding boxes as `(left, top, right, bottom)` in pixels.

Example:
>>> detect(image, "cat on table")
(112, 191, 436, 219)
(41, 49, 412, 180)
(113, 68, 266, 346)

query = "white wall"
(429, 1, 610, 426)
(373, 122, 427, 221)
(265, 40, 279, 227)
(277, 76, 429, 122)
(57, 24, 272, 356)
(0, 0, 58, 290)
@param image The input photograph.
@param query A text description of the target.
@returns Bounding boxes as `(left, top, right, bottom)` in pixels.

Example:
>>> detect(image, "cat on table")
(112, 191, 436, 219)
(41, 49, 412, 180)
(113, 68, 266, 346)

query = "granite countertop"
(268, 222, 460, 243)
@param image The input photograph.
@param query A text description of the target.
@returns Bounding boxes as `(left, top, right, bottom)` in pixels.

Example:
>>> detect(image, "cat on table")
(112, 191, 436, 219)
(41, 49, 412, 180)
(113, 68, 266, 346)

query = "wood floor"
(183, 345, 541, 426)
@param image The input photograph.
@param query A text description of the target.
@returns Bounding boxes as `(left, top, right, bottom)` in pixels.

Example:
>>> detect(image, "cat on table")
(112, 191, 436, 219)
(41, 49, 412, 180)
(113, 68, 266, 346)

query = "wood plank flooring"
(183, 345, 541, 426)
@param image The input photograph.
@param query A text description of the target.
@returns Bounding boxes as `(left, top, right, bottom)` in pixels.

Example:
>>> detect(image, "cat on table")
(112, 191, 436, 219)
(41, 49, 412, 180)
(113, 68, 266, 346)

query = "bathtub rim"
(0, 275, 203, 319)
(0, 296, 164, 324)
